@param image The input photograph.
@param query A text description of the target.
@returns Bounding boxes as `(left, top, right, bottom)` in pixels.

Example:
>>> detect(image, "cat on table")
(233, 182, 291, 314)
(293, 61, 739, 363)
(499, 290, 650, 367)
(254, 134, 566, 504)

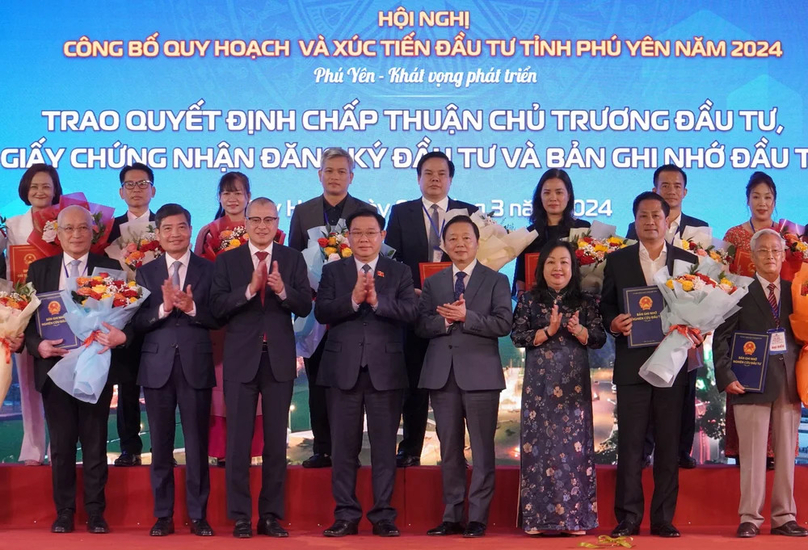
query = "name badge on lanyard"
(768, 328, 787, 355)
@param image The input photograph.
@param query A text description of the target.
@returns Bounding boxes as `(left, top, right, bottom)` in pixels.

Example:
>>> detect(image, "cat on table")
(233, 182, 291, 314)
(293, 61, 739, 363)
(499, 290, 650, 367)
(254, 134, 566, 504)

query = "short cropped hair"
(749, 228, 785, 252)
(119, 162, 154, 184)
(632, 191, 670, 218)
(442, 215, 479, 241)
(155, 203, 191, 228)
(417, 151, 455, 178)
(653, 164, 687, 188)
(320, 147, 355, 173)
(346, 209, 385, 231)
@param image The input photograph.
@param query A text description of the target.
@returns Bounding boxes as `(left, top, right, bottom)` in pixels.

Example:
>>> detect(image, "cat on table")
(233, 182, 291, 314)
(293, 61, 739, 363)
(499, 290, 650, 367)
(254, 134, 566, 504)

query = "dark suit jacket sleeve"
(133, 268, 170, 333)
(288, 207, 305, 252)
(415, 276, 450, 339)
(713, 309, 740, 392)
(384, 205, 404, 263)
(277, 250, 312, 317)
(600, 255, 620, 334)
(461, 273, 513, 338)
(23, 261, 45, 358)
(374, 266, 417, 324)
(313, 263, 355, 325)
(209, 254, 252, 321)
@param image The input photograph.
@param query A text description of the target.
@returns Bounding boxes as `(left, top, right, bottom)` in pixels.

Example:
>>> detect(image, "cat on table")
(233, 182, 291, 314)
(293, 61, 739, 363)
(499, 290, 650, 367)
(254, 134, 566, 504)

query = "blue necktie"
(454, 271, 466, 301)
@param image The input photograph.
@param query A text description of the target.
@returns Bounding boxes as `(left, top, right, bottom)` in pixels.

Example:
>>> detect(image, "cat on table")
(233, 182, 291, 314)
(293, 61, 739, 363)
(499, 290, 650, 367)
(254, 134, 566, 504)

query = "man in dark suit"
(314, 210, 417, 538)
(210, 197, 312, 538)
(416, 215, 512, 538)
(132, 203, 218, 537)
(626, 165, 709, 470)
(714, 229, 807, 539)
(24, 205, 127, 534)
(384, 151, 479, 468)
(107, 162, 157, 467)
(600, 192, 699, 538)
(288, 147, 374, 469)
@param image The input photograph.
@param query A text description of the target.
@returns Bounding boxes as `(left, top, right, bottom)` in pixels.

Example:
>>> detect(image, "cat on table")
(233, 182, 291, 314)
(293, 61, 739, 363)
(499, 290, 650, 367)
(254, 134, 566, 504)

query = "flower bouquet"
(567, 220, 635, 293)
(777, 219, 807, 282)
(674, 226, 736, 271)
(0, 280, 40, 404)
(104, 220, 164, 280)
(47, 268, 150, 403)
(200, 217, 285, 262)
(638, 258, 753, 387)
(27, 192, 115, 257)
(789, 262, 808, 406)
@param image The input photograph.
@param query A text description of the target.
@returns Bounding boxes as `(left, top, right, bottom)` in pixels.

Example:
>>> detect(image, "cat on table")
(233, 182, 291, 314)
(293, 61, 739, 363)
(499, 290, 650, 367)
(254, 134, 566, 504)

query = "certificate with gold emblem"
(8, 244, 44, 284)
(623, 286, 664, 348)
(729, 332, 770, 393)
(35, 291, 79, 350)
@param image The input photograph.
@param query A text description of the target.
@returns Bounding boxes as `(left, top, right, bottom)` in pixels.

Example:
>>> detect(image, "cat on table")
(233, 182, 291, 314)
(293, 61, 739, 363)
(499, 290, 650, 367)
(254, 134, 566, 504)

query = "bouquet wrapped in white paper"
(638, 257, 753, 388)
(444, 209, 538, 272)
(567, 220, 635, 293)
(673, 226, 736, 270)
(0, 281, 40, 403)
(104, 219, 164, 280)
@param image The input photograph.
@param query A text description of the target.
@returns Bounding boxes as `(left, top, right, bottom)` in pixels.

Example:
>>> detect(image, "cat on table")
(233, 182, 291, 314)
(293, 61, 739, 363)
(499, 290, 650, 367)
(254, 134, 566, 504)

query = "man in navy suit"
(107, 162, 157, 467)
(384, 151, 479, 468)
(133, 203, 218, 537)
(625, 164, 708, 470)
(315, 210, 418, 538)
(210, 198, 312, 538)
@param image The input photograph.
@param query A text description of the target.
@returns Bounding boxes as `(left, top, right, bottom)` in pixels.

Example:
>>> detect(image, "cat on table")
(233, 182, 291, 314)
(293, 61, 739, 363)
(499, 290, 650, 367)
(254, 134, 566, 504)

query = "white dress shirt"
(639, 242, 668, 286)
(351, 255, 380, 311)
(159, 248, 197, 318)
(244, 241, 287, 301)
(756, 273, 781, 305)
(126, 210, 151, 223)
(666, 213, 682, 243)
(59, 252, 89, 291)
(422, 196, 450, 262)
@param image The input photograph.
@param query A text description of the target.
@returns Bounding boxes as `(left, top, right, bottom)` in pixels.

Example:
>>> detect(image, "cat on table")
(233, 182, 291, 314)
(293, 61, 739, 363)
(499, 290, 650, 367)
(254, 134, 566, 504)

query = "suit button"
(174, 344, 179, 349)
(448, 345, 453, 349)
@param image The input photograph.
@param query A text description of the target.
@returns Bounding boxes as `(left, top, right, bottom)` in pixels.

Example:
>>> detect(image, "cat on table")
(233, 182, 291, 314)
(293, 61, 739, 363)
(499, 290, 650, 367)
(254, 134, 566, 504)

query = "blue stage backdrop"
(1, 1, 807, 464)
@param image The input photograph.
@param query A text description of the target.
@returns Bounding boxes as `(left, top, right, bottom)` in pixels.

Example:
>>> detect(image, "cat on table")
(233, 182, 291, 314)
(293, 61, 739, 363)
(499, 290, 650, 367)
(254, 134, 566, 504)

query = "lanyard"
(749, 218, 775, 233)
(422, 202, 446, 250)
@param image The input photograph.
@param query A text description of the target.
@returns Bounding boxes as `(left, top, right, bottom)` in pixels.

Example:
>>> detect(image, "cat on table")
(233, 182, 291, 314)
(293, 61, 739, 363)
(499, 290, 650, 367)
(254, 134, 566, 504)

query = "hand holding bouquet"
(0, 281, 40, 403)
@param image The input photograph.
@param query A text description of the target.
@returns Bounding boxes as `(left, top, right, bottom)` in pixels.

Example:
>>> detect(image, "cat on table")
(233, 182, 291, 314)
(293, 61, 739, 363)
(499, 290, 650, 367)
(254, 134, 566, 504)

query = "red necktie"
(767, 282, 779, 328)
(256, 251, 269, 305)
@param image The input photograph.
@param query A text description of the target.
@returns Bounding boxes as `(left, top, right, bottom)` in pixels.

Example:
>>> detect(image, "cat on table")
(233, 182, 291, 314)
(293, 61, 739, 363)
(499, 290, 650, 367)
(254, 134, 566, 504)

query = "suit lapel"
(374, 255, 390, 294)
(749, 279, 778, 327)
(462, 262, 485, 304)
(627, 245, 647, 287)
(437, 268, 455, 304)
(236, 245, 255, 287)
(46, 254, 63, 290)
(409, 200, 430, 258)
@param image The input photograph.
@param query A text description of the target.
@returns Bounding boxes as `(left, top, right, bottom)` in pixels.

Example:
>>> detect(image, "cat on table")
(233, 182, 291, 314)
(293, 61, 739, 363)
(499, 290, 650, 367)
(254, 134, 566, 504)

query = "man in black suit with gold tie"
(384, 151, 479, 468)
(133, 203, 218, 537)
(24, 205, 126, 534)
(315, 210, 417, 538)
(210, 198, 312, 538)
(600, 192, 699, 538)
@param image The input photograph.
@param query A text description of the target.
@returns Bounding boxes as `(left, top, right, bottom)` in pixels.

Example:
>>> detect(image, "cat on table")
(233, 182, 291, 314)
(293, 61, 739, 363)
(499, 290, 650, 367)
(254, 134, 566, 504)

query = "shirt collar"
(756, 273, 780, 292)
(126, 210, 151, 223)
(355, 255, 380, 273)
(422, 196, 450, 212)
(165, 248, 192, 269)
(453, 258, 478, 278)
(62, 252, 89, 270)
(639, 241, 668, 261)
(248, 240, 273, 258)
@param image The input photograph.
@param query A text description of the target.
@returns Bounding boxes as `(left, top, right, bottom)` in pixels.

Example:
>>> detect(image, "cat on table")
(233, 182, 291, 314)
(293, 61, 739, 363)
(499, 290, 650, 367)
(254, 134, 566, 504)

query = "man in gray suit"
(288, 147, 374, 469)
(416, 215, 513, 538)
(714, 228, 808, 539)
(314, 210, 417, 538)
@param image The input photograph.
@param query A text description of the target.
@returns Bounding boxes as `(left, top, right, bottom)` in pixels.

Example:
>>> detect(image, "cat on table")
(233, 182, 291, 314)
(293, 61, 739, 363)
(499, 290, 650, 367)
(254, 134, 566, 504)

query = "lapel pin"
(377, 271, 384, 277)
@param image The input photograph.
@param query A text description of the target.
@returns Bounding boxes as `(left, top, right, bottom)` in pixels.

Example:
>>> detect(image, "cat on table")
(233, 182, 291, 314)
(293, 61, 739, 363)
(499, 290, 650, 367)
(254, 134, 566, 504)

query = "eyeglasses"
(350, 230, 381, 240)
(247, 216, 279, 226)
(59, 224, 91, 235)
(121, 179, 153, 190)
(754, 248, 783, 257)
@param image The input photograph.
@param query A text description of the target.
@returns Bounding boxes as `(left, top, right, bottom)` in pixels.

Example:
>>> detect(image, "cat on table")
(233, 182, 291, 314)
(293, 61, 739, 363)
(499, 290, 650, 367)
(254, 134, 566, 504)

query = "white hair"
(749, 228, 785, 252)
(56, 205, 93, 227)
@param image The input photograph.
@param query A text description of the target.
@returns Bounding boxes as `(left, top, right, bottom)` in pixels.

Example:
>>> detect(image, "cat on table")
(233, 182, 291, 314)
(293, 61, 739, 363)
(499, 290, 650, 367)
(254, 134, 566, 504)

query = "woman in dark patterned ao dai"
(511, 240, 606, 535)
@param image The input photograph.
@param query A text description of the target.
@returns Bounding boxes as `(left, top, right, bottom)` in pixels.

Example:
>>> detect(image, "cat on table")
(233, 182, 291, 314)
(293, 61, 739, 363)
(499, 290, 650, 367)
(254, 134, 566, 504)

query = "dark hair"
(214, 171, 251, 219)
(155, 203, 191, 228)
(442, 215, 480, 241)
(632, 191, 670, 218)
(528, 168, 577, 234)
(745, 171, 777, 202)
(531, 240, 583, 307)
(416, 151, 455, 178)
(18, 164, 62, 205)
(119, 162, 154, 184)
(653, 164, 687, 188)
(346, 209, 385, 231)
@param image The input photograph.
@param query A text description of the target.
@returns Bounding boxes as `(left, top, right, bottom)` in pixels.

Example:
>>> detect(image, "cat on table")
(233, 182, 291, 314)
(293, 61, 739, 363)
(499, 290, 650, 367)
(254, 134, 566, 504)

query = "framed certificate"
(8, 244, 44, 284)
(623, 286, 664, 348)
(729, 331, 770, 393)
(524, 253, 540, 289)
(419, 262, 452, 285)
(35, 291, 79, 350)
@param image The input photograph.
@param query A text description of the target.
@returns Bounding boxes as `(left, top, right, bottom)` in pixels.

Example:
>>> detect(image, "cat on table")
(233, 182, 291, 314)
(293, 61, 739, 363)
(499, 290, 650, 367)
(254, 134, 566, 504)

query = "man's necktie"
(767, 282, 780, 328)
(428, 204, 441, 258)
(454, 271, 466, 301)
(360, 264, 372, 312)
(69, 259, 80, 278)
(171, 260, 181, 289)
(256, 251, 269, 305)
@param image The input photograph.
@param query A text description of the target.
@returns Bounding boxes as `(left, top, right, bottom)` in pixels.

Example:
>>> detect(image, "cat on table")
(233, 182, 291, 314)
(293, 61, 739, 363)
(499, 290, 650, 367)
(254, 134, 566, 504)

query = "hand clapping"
(162, 279, 195, 314)
(436, 293, 467, 324)
(353, 271, 378, 307)
(267, 261, 284, 294)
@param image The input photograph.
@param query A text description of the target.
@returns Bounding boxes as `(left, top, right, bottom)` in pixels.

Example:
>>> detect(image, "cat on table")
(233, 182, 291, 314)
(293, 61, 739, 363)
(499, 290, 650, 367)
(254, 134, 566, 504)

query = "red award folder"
(8, 244, 44, 284)
(419, 262, 452, 285)
(524, 253, 540, 290)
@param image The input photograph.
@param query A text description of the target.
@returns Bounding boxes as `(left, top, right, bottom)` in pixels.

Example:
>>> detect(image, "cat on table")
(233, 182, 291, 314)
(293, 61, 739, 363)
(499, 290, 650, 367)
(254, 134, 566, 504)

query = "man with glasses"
(288, 147, 374, 469)
(714, 229, 807, 539)
(106, 162, 157, 467)
(210, 198, 312, 538)
(314, 210, 417, 538)
(24, 205, 126, 534)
